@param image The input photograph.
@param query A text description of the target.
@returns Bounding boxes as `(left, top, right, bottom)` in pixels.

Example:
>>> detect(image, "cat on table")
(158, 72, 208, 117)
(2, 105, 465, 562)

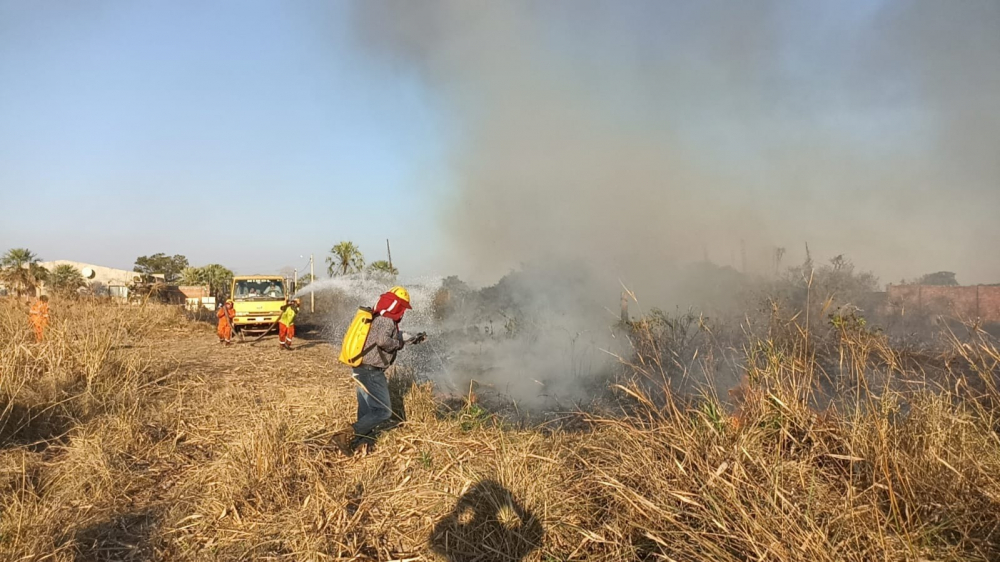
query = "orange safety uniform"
(278, 323, 294, 347)
(217, 303, 236, 343)
(29, 300, 50, 342)
(277, 301, 299, 349)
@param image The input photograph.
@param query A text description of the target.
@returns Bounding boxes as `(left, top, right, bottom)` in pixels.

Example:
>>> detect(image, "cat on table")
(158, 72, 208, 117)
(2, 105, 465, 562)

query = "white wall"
(38, 261, 138, 294)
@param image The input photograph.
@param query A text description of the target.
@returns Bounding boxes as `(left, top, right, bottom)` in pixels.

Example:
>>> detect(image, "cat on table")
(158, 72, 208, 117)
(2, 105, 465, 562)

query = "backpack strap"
(350, 308, 380, 363)
(350, 343, 378, 364)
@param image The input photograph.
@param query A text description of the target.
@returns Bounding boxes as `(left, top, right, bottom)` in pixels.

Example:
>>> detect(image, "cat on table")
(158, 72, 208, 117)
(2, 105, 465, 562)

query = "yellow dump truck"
(229, 275, 287, 340)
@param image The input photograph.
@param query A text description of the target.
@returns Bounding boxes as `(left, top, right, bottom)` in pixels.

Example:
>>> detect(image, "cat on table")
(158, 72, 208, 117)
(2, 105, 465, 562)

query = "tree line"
(0, 249, 236, 299)
(0, 249, 82, 296)
(0, 245, 983, 301)
(325, 241, 397, 278)
(131, 253, 234, 297)
(0, 240, 400, 299)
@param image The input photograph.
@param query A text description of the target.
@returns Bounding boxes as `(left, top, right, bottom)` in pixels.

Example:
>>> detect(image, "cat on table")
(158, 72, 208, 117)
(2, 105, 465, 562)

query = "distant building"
(177, 285, 216, 310)
(887, 284, 1000, 324)
(37, 260, 139, 300)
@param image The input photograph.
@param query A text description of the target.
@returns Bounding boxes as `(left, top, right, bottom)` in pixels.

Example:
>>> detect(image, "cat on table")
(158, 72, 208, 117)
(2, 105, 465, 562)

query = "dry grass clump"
(146, 379, 581, 560)
(2, 298, 1000, 560)
(0, 299, 192, 559)
(590, 313, 1000, 561)
(0, 298, 187, 446)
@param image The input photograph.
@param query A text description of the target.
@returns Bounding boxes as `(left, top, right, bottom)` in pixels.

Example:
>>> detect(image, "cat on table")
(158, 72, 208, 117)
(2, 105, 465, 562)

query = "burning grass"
(1, 298, 1000, 560)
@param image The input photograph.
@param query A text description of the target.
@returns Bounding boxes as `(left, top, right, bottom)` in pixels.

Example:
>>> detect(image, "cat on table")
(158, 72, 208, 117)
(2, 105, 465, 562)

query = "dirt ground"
(109, 322, 555, 560)
(7, 303, 1000, 561)
(147, 324, 356, 439)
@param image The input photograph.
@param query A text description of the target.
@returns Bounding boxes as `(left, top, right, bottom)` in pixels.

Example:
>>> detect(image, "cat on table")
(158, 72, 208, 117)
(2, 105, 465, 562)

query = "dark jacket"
(361, 315, 404, 369)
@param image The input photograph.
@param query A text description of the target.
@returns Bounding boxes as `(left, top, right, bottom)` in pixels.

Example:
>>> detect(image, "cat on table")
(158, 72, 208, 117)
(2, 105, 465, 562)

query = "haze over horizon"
(2, 1, 998, 290)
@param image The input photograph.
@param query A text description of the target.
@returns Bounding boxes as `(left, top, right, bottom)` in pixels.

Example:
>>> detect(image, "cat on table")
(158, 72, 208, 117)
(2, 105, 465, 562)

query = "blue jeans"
(352, 365, 392, 438)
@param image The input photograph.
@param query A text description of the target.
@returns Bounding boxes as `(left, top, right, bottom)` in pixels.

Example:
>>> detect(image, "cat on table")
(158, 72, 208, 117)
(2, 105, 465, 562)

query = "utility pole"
(293, 268, 297, 295)
(741, 239, 747, 274)
(386, 239, 393, 271)
(309, 254, 315, 313)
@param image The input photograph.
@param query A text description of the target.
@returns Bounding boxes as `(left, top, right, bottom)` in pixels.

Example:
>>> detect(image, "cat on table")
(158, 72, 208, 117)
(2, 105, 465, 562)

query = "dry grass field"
(2, 299, 1000, 561)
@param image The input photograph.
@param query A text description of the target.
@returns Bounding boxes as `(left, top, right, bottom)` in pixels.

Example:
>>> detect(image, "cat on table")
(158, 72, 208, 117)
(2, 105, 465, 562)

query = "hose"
(249, 318, 281, 343)
(248, 300, 301, 344)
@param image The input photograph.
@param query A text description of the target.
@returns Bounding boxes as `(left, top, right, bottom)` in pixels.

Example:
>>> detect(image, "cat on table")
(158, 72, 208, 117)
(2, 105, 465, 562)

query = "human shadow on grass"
(0, 401, 74, 452)
(430, 479, 543, 562)
(69, 509, 159, 562)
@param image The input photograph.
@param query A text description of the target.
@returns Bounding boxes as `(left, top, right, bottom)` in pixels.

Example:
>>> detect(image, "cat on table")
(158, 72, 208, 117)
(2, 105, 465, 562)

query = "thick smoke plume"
(345, 1, 999, 410)
(300, 269, 627, 413)
(354, 0, 1000, 291)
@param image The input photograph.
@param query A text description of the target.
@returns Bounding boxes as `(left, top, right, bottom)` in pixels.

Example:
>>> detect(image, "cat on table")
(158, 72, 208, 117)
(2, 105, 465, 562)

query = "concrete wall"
(39, 261, 137, 287)
(38, 261, 138, 298)
(177, 285, 209, 299)
(178, 285, 216, 310)
(887, 284, 1000, 323)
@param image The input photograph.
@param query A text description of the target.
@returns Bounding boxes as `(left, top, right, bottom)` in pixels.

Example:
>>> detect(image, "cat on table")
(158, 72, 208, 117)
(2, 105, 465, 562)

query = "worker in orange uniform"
(29, 295, 50, 343)
(217, 299, 236, 345)
(278, 298, 301, 350)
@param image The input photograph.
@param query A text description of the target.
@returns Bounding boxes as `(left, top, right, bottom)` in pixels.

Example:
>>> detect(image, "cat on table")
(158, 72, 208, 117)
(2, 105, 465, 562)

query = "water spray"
(424, 339, 456, 386)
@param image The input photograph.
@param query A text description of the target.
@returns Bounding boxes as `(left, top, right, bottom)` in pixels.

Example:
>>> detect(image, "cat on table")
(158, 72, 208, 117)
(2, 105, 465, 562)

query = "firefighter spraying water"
(277, 298, 301, 350)
(331, 285, 428, 454)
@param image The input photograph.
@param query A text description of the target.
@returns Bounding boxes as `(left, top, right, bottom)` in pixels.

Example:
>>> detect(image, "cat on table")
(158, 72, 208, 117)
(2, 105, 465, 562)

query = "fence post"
(977, 285, 981, 319)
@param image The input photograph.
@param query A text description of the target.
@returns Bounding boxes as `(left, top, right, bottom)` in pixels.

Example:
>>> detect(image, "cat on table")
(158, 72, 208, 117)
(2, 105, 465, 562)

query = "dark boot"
(330, 427, 354, 454)
(352, 436, 375, 455)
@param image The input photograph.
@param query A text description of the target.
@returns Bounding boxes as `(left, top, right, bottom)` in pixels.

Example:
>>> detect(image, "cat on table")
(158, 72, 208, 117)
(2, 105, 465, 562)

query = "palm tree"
(199, 264, 234, 299)
(49, 264, 86, 296)
(326, 241, 365, 276)
(368, 260, 399, 276)
(0, 248, 48, 296)
(178, 264, 233, 299)
(179, 267, 204, 286)
(296, 273, 316, 289)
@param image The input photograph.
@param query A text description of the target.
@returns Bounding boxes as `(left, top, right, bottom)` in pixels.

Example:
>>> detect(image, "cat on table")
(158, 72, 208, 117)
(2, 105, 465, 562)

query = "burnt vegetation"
(3, 252, 1000, 560)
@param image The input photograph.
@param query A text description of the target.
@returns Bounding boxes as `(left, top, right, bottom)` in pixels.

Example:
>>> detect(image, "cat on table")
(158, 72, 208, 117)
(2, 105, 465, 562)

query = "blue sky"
(1, 1, 997, 285)
(0, 1, 447, 275)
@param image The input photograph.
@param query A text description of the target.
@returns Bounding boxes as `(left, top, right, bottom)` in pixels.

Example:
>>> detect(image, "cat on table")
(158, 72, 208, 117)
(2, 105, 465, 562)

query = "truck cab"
(229, 275, 287, 338)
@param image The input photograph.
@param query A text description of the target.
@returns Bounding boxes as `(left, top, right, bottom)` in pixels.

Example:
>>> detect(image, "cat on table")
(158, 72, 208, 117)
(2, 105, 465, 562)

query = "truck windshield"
(233, 280, 285, 300)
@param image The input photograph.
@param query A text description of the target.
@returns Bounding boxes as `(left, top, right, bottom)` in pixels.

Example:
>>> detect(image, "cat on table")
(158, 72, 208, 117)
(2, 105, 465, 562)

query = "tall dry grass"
(605, 312, 1000, 561)
(1, 298, 999, 560)
(0, 298, 186, 446)
(0, 298, 190, 559)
